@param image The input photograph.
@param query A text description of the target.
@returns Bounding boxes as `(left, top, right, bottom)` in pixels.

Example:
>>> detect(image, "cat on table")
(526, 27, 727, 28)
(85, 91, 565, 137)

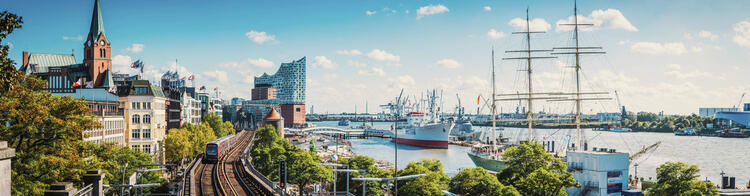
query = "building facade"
(161, 71, 184, 131)
(181, 91, 202, 125)
(55, 89, 126, 146)
(699, 107, 738, 117)
(119, 80, 167, 163)
(566, 150, 630, 196)
(249, 57, 306, 127)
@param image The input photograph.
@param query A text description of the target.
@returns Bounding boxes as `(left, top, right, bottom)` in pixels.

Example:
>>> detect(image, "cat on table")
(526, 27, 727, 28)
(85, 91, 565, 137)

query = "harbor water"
(311, 121, 750, 185)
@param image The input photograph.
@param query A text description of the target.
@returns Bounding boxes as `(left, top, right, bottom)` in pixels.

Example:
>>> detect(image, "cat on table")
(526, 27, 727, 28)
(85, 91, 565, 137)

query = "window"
(146, 102, 151, 109)
(136, 102, 141, 110)
(132, 114, 140, 124)
(131, 145, 140, 151)
(143, 145, 151, 154)
(131, 102, 136, 109)
(143, 114, 151, 124)
(296, 108, 301, 112)
(131, 129, 140, 139)
(142, 129, 150, 139)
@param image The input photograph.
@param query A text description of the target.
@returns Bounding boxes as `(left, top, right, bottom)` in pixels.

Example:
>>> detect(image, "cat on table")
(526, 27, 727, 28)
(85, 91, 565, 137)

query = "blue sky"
(4, 0, 750, 114)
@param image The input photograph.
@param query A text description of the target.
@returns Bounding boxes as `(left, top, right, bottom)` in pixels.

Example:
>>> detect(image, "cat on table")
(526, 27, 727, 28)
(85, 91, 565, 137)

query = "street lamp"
(320, 163, 350, 195)
(352, 174, 426, 196)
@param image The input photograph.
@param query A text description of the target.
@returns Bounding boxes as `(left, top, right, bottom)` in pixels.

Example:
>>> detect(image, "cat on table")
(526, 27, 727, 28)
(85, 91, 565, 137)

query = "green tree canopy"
(202, 113, 234, 137)
(165, 127, 191, 163)
(182, 123, 217, 157)
(497, 142, 579, 195)
(286, 146, 333, 196)
(335, 155, 391, 196)
(648, 162, 718, 196)
(251, 125, 288, 180)
(397, 159, 450, 196)
(449, 167, 520, 196)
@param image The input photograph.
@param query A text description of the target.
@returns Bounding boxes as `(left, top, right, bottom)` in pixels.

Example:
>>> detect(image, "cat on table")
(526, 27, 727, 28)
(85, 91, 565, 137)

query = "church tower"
(84, 0, 111, 86)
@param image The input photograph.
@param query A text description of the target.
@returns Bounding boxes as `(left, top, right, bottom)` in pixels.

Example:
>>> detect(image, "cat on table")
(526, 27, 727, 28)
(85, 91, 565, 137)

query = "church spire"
(88, 0, 105, 42)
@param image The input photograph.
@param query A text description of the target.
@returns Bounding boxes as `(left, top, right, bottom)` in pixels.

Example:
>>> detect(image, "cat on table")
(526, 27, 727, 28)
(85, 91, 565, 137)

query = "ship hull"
(392, 122, 452, 149)
(467, 152, 509, 172)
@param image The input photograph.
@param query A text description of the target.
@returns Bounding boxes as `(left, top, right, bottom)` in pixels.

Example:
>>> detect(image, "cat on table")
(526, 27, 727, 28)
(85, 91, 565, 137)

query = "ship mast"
(491, 48, 496, 148)
(502, 8, 556, 142)
(551, 0, 607, 151)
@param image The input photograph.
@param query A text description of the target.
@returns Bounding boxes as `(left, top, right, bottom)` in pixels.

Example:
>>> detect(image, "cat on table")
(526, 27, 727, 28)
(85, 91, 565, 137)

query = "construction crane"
(614, 90, 626, 121)
(736, 92, 745, 110)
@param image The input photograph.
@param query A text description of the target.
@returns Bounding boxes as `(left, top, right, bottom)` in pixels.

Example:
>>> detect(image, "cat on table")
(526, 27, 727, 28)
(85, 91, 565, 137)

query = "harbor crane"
(736, 92, 745, 109)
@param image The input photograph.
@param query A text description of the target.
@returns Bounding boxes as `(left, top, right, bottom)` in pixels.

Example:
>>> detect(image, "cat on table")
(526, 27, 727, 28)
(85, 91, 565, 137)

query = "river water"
(311, 121, 750, 185)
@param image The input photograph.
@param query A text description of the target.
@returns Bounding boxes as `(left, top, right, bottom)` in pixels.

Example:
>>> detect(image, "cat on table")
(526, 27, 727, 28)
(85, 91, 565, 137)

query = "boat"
(610, 127, 631, 132)
(351, 121, 373, 130)
(390, 90, 454, 148)
(674, 128, 697, 136)
(337, 118, 350, 126)
(450, 94, 474, 136)
(467, 144, 512, 172)
(718, 128, 750, 138)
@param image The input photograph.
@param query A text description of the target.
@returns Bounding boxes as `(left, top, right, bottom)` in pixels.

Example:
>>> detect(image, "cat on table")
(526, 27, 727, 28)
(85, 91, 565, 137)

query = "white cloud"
(683, 33, 694, 40)
(112, 55, 132, 66)
(618, 40, 631, 45)
(416, 5, 449, 19)
(247, 58, 274, 68)
(666, 64, 682, 70)
(336, 49, 362, 56)
(630, 42, 688, 55)
(388, 75, 416, 90)
(508, 18, 551, 32)
(323, 73, 339, 80)
(436, 58, 462, 68)
(311, 56, 337, 69)
(62, 35, 83, 41)
(218, 61, 241, 69)
(366, 10, 376, 16)
(690, 46, 703, 52)
(665, 70, 712, 79)
(733, 21, 750, 47)
(348, 60, 366, 68)
(483, 6, 492, 12)
(555, 9, 638, 32)
(358, 67, 386, 77)
(165, 61, 193, 77)
(239, 70, 255, 84)
(487, 29, 505, 39)
(125, 44, 144, 53)
(698, 30, 719, 41)
(202, 70, 229, 84)
(245, 30, 276, 44)
(367, 49, 400, 62)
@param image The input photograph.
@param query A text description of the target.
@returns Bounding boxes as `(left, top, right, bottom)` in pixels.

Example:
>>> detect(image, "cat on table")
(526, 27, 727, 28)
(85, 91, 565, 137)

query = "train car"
(204, 134, 237, 163)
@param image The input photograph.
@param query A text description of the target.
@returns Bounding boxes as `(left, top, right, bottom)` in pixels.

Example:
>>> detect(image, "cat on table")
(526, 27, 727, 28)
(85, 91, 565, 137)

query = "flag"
(180, 77, 185, 81)
(477, 95, 481, 105)
(85, 81, 94, 88)
(108, 85, 116, 93)
(131, 60, 142, 68)
(213, 87, 217, 91)
(200, 86, 206, 90)
(188, 75, 194, 81)
(72, 77, 83, 87)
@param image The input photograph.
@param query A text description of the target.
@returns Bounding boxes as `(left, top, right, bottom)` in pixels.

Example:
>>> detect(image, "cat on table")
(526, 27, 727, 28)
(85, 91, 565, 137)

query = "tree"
(497, 142, 579, 195)
(648, 162, 718, 196)
(184, 123, 216, 157)
(286, 146, 332, 196)
(250, 125, 288, 180)
(449, 167, 520, 196)
(165, 128, 191, 163)
(397, 159, 450, 196)
(336, 155, 390, 196)
(203, 113, 234, 137)
(0, 11, 22, 96)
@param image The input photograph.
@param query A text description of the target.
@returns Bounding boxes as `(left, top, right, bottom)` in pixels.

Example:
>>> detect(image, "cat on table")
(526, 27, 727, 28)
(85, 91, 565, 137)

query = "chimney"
(22, 51, 29, 68)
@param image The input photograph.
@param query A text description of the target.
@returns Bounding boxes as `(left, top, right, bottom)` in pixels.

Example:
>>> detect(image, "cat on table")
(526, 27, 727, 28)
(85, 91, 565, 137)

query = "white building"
(181, 91, 201, 125)
(54, 89, 126, 146)
(699, 107, 738, 117)
(119, 80, 167, 163)
(210, 97, 223, 119)
(566, 149, 630, 196)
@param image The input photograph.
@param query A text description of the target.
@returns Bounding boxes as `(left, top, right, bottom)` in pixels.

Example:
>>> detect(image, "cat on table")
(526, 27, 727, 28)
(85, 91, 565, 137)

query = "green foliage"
(165, 128, 191, 163)
(286, 145, 332, 196)
(648, 162, 718, 196)
(396, 159, 450, 196)
(181, 123, 217, 157)
(0, 11, 22, 96)
(497, 142, 579, 195)
(251, 125, 288, 180)
(637, 112, 661, 122)
(449, 167, 520, 196)
(336, 155, 391, 196)
(624, 113, 714, 132)
(203, 113, 234, 137)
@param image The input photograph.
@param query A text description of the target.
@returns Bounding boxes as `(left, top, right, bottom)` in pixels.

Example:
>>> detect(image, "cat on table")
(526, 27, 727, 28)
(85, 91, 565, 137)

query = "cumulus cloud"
(508, 18, 551, 32)
(733, 21, 750, 47)
(698, 30, 719, 41)
(665, 70, 712, 79)
(666, 64, 682, 70)
(366, 10, 376, 16)
(247, 58, 274, 68)
(62, 35, 84, 41)
(487, 29, 505, 39)
(245, 30, 276, 44)
(358, 67, 386, 77)
(336, 49, 362, 56)
(436, 58, 462, 68)
(388, 75, 416, 90)
(630, 42, 688, 55)
(555, 9, 637, 32)
(125, 44, 144, 53)
(348, 60, 366, 68)
(483, 6, 492, 12)
(202, 70, 229, 84)
(218, 61, 241, 69)
(416, 5, 449, 19)
(239, 70, 255, 84)
(311, 56, 337, 69)
(367, 49, 400, 62)
(112, 55, 132, 67)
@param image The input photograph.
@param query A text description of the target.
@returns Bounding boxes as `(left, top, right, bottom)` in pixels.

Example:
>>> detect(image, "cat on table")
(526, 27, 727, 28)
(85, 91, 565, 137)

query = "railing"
(180, 155, 201, 196)
(74, 184, 93, 196)
(241, 131, 279, 195)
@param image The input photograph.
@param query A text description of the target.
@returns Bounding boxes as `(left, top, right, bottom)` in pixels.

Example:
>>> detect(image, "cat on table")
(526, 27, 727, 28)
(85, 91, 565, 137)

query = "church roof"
(264, 109, 282, 120)
(23, 53, 77, 74)
(88, 0, 106, 42)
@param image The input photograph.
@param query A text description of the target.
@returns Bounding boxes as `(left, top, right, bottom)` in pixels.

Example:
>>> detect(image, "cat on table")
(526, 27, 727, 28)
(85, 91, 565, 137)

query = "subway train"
(203, 134, 237, 163)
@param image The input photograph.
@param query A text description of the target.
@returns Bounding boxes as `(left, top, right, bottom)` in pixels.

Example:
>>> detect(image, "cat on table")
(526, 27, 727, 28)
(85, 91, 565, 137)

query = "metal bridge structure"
(286, 127, 392, 137)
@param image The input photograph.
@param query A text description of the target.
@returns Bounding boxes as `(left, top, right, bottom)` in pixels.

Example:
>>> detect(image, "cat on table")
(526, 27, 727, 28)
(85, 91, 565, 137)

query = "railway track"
(195, 130, 273, 196)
